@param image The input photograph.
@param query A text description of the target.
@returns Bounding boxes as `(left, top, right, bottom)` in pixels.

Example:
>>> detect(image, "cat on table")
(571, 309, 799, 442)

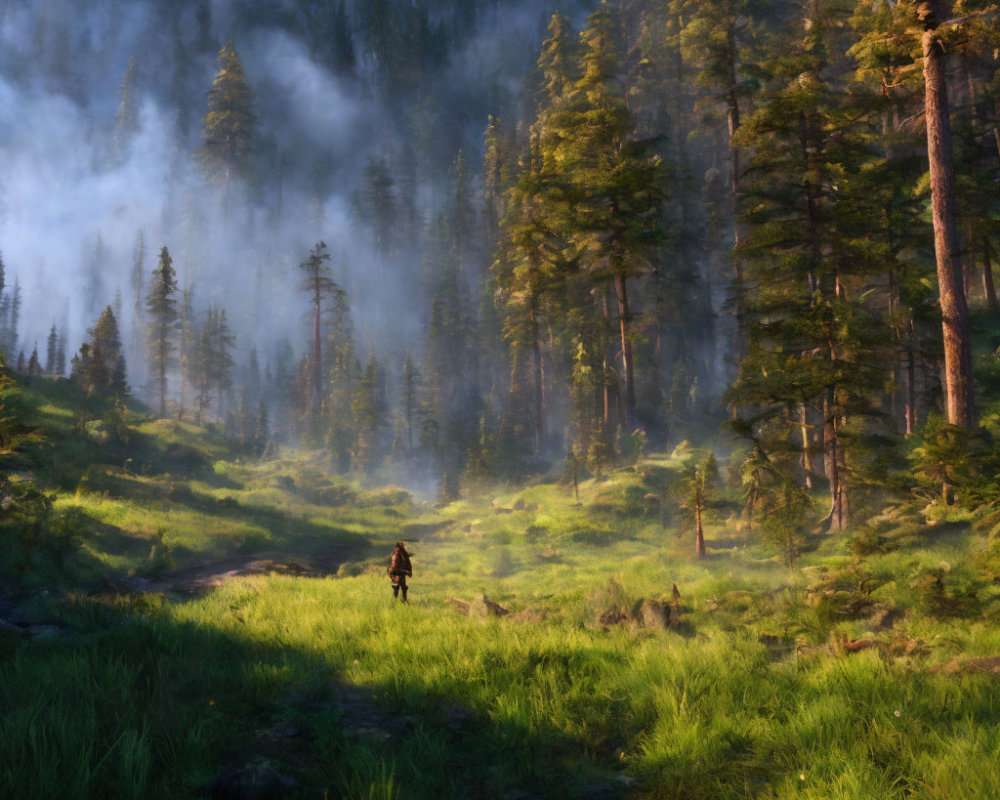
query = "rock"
(444, 704, 473, 733)
(257, 723, 299, 741)
(512, 498, 526, 511)
(198, 760, 299, 800)
(578, 783, 618, 800)
(870, 607, 905, 631)
(0, 618, 25, 636)
(599, 607, 630, 626)
(447, 598, 471, 615)
(637, 598, 667, 629)
(931, 656, 1000, 675)
(842, 638, 879, 654)
(27, 625, 63, 641)
(669, 584, 683, 631)
(828, 630, 881, 655)
(344, 725, 392, 740)
(480, 595, 509, 617)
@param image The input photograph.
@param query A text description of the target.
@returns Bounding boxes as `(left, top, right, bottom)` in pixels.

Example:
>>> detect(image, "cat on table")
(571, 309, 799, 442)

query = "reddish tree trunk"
(726, 22, 747, 342)
(799, 403, 813, 489)
(906, 336, 917, 436)
(921, 4, 976, 429)
(695, 503, 706, 559)
(614, 273, 636, 430)
(824, 389, 845, 531)
(528, 298, 545, 453)
(983, 241, 998, 312)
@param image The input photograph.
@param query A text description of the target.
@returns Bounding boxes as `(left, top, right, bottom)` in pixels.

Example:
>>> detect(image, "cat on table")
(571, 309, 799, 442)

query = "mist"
(0, 0, 586, 383)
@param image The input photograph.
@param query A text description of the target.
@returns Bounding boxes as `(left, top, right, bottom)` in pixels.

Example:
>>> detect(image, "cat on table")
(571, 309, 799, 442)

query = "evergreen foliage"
(71, 306, 128, 398)
(200, 41, 257, 185)
(146, 247, 178, 416)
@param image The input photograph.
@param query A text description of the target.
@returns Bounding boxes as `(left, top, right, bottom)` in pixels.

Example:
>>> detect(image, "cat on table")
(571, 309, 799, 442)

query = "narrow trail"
(109, 554, 347, 596)
(0, 554, 353, 638)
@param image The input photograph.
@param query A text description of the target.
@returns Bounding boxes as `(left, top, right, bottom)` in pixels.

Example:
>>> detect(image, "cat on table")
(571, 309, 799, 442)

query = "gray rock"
(198, 760, 299, 800)
(637, 599, 667, 630)
(27, 625, 63, 640)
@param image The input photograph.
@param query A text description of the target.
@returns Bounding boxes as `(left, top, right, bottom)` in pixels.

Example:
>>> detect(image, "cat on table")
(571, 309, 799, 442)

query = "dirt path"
(0, 554, 357, 637)
(108, 555, 347, 596)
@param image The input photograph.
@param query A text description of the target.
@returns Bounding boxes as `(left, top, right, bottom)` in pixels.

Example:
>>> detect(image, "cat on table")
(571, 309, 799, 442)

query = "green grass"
(4, 378, 1000, 798)
(5, 571, 1000, 799)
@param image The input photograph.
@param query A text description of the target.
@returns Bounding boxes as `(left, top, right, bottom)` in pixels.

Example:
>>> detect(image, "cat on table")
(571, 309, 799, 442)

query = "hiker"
(388, 541, 412, 602)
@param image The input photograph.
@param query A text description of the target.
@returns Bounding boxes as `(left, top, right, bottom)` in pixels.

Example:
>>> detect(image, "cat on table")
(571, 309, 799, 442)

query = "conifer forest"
(6, 1, 1000, 798)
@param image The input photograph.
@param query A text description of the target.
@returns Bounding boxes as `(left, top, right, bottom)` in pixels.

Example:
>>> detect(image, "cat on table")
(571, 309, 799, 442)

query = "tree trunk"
(529, 298, 545, 453)
(309, 296, 322, 417)
(799, 402, 813, 489)
(726, 22, 746, 344)
(614, 273, 636, 430)
(984, 241, 998, 311)
(823, 389, 845, 531)
(921, 3, 976, 429)
(906, 336, 917, 436)
(695, 503, 705, 559)
(158, 336, 167, 417)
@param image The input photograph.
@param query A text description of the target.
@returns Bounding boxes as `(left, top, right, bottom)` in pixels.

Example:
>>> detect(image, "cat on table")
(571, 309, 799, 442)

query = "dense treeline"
(3, 0, 1000, 519)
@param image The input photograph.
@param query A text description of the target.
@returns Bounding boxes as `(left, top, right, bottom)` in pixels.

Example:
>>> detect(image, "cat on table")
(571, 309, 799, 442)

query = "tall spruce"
(45, 324, 58, 375)
(72, 306, 127, 397)
(298, 242, 338, 422)
(200, 41, 257, 187)
(146, 246, 178, 416)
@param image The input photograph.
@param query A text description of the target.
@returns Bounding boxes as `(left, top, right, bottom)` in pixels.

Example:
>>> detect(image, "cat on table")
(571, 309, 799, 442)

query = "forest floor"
(4, 379, 1000, 799)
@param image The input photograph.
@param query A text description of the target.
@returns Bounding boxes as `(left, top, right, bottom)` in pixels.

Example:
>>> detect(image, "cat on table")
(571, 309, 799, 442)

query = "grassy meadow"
(3, 379, 1000, 798)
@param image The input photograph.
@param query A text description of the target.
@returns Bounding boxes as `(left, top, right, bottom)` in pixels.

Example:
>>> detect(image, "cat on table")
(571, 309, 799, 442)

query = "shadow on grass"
(1, 599, 634, 800)
(60, 479, 384, 587)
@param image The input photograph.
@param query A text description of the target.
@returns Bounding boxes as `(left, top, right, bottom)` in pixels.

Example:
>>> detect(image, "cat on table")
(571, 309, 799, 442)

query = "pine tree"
(189, 313, 214, 425)
(731, 0, 888, 531)
(45, 324, 58, 375)
(352, 353, 388, 473)
(26, 346, 40, 380)
(327, 279, 357, 472)
(113, 54, 139, 163)
(918, 0, 975, 428)
(361, 157, 397, 279)
(211, 308, 235, 416)
(55, 326, 67, 378)
(546, 6, 667, 432)
(146, 246, 178, 416)
(200, 41, 257, 187)
(6, 279, 21, 357)
(187, 305, 236, 424)
(84, 235, 106, 321)
(298, 242, 338, 421)
(254, 398, 269, 455)
(401, 352, 420, 453)
(681, 453, 719, 558)
(131, 230, 145, 375)
(179, 286, 194, 417)
(72, 306, 128, 397)
(677, 0, 767, 340)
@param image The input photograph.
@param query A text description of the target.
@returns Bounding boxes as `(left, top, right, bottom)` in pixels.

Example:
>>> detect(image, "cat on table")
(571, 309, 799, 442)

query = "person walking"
(388, 541, 412, 602)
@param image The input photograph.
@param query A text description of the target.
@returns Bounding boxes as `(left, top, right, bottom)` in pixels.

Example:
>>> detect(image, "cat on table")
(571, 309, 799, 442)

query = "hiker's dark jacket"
(389, 548, 412, 584)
